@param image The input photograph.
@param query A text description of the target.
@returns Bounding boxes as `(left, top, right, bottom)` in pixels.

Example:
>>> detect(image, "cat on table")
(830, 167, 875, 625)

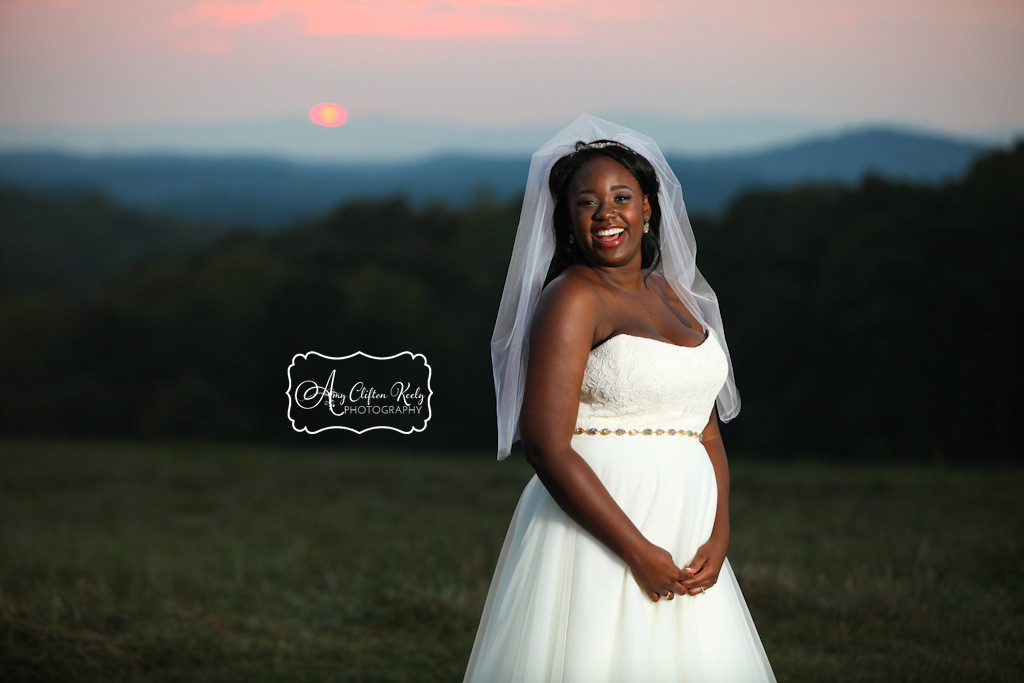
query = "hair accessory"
(491, 114, 740, 459)
(575, 140, 634, 153)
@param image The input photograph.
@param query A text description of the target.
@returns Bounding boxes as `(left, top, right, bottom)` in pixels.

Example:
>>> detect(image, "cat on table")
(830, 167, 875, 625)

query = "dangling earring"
(568, 233, 576, 245)
(643, 221, 650, 234)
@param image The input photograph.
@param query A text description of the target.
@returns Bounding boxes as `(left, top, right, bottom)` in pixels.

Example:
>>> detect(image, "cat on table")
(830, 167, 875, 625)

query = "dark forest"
(1, 142, 1020, 461)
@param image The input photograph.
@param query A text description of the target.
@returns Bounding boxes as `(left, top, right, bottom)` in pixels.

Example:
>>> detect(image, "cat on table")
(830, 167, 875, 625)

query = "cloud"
(169, 0, 576, 41)
(1, 0, 77, 9)
(171, 34, 234, 55)
(171, 2, 280, 27)
(303, 5, 518, 39)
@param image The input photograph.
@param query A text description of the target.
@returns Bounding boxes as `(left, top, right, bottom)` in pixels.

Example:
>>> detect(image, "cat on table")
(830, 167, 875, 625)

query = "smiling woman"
(464, 115, 774, 682)
(546, 140, 663, 287)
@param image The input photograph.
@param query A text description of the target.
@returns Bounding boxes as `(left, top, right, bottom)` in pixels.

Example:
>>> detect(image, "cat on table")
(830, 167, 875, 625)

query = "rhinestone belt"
(573, 427, 703, 443)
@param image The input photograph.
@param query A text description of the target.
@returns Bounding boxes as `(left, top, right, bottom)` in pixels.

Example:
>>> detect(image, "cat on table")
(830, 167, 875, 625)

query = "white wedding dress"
(465, 328, 776, 682)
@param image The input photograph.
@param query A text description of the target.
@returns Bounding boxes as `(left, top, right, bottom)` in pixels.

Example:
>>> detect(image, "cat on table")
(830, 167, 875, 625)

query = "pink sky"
(0, 0, 1022, 138)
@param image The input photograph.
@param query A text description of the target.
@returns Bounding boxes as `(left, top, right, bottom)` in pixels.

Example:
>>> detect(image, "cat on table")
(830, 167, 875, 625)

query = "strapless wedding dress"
(464, 329, 776, 682)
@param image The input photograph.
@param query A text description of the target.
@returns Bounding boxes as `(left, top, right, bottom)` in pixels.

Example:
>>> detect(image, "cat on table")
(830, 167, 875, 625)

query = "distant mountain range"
(0, 126, 994, 228)
(0, 112, 864, 159)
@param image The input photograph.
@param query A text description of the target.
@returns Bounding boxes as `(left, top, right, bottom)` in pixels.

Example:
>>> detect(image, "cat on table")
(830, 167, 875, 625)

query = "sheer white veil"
(490, 114, 740, 459)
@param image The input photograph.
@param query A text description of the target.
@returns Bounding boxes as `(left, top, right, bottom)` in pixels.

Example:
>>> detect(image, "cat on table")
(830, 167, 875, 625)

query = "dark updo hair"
(544, 140, 662, 285)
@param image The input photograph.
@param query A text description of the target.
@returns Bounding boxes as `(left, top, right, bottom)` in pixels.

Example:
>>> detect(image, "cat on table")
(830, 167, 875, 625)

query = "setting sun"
(310, 103, 347, 127)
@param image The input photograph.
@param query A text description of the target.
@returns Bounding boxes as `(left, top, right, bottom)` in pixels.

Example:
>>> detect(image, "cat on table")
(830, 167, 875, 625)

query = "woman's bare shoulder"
(542, 266, 601, 302)
(531, 267, 601, 344)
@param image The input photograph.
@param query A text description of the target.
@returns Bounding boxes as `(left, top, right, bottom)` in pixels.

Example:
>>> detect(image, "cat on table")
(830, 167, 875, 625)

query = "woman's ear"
(643, 195, 651, 222)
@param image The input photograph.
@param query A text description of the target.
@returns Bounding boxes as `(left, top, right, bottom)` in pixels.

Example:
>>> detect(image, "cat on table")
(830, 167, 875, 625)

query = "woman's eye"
(615, 195, 632, 202)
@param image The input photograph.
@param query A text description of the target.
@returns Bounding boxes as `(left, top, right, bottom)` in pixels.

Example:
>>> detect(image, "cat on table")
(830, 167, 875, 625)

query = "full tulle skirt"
(464, 435, 776, 682)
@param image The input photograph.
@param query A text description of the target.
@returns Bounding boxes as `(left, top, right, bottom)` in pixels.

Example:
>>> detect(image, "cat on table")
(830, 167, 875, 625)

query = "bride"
(463, 115, 776, 682)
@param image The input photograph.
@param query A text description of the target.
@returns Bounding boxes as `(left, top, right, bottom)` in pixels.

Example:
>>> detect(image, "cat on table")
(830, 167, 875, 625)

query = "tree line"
(0, 142, 1019, 461)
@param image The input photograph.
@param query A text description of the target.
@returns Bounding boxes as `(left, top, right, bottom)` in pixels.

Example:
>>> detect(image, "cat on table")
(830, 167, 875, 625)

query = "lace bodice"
(575, 328, 728, 434)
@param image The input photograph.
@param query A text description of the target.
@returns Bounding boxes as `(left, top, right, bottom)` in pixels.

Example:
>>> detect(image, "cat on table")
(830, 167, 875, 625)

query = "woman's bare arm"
(519, 274, 689, 601)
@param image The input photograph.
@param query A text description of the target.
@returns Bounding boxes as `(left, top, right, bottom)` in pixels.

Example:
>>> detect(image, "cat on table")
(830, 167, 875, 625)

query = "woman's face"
(566, 155, 651, 270)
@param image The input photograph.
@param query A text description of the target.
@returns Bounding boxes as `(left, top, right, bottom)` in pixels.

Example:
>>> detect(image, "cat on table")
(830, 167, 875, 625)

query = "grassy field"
(0, 440, 1021, 681)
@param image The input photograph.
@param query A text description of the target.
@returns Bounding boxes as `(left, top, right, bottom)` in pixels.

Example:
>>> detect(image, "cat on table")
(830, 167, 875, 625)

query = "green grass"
(0, 440, 1021, 681)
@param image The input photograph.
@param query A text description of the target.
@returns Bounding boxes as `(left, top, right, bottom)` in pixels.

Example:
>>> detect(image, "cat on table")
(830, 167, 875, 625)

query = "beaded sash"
(573, 426, 703, 443)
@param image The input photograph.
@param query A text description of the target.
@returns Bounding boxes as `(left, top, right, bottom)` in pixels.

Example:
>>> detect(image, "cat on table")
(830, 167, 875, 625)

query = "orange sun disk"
(310, 103, 347, 127)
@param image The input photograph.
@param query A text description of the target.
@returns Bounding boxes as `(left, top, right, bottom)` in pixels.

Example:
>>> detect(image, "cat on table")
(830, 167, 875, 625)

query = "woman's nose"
(593, 201, 615, 219)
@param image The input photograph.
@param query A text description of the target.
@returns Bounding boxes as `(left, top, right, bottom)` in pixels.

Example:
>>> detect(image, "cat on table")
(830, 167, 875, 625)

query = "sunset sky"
(1, 0, 1022, 155)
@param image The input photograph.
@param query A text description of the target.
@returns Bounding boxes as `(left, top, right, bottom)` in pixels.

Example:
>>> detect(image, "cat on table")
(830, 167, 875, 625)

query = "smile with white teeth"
(595, 227, 625, 237)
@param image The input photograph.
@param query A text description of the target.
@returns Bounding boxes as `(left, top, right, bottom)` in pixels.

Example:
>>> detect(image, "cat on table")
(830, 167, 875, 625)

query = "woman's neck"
(585, 263, 646, 294)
